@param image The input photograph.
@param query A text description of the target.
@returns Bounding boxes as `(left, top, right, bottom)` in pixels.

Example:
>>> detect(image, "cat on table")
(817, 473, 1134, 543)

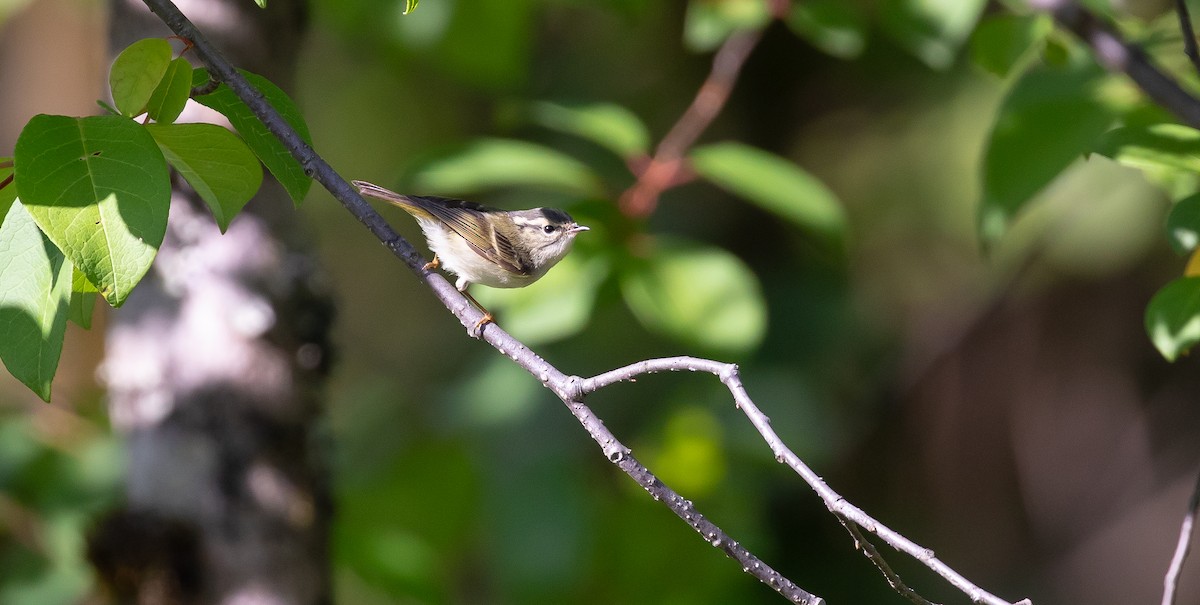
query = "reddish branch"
(0, 159, 12, 192)
(619, 29, 761, 217)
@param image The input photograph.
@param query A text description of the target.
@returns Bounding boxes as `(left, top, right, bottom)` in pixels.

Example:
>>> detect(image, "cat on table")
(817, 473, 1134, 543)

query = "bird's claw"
(469, 313, 494, 338)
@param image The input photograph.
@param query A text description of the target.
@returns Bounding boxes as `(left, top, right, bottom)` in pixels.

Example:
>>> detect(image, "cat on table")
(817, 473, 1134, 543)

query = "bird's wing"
(416, 196, 530, 276)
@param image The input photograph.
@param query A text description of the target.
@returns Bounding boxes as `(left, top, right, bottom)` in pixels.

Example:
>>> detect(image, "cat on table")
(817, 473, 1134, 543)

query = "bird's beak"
(569, 224, 590, 234)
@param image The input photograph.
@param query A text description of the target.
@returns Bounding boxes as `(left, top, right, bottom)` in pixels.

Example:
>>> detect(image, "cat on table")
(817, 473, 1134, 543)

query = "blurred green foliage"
(294, 0, 1196, 601)
(8, 0, 1200, 602)
(0, 405, 122, 605)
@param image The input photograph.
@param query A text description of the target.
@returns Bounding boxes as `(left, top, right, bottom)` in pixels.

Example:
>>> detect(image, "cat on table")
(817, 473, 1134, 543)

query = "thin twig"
(619, 29, 761, 217)
(1031, 0, 1200, 127)
(577, 356, 1031, 605)
(1176, 0, 1200, 78)
(1162, 468, 1200, 605)
(837, 518, 938, 605)
(139, 1, 822, 602)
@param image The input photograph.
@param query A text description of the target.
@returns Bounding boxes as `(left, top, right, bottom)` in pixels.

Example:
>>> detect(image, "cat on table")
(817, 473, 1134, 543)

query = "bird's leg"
(423, 254, 441, 271)
(459, 288, 494, 336)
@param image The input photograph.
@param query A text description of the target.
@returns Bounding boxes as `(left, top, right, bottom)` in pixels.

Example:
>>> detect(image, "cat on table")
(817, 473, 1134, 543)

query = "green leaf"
(879, 0, 987, 69)
(192, 68, 312, 205)
(146, 58, 192, 124)
(621, 239, 766, 354)
(684, 0, 770, 52)
(690, 142, 845, 237)
(0, 158, 14, 229)
(145, 123, 263, 232)
(970, 14, 1052, 78)
(1093, 123, 1200, 178)
(528, 102, 650, 159)
(255, 0, 266, 7)
(69, 268, 98, 330)
(0, 202, 73, 401)
(1167, 193, 1200, 255)
(475, 253, 608, 345)
(1146, 276, 1200, 361)
(69, 292, 97, 330)
(109, 38, 173, 117)
(786, 0, 868, 59)
(403, 0, 418, 15)
(72, 266, 98, 293)
(978, 62, 1115, 247)
(13, 114, 170, 307)
(407, 139, 603, 197)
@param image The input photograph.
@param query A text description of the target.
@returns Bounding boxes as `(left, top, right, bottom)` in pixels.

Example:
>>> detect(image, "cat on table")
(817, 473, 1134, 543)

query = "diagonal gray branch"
(1031, 0, 1200, 127)
(1162, 469, 1200, 605)
(138, 0, 821, 602)
(577, 356, 1030, 605)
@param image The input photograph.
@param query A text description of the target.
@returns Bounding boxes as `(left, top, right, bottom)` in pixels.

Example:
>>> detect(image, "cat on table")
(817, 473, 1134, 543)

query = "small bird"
(353, 180, 589, 333)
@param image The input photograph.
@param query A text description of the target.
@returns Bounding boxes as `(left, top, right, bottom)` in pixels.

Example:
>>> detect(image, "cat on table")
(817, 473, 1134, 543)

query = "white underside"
(418, 218, 540, 290)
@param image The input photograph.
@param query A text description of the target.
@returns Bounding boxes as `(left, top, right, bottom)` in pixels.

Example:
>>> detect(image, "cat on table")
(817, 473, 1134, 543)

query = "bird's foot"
(469, 313, 494, 338)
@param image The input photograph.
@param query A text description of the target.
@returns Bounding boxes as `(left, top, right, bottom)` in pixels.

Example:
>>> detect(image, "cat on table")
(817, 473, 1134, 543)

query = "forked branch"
(140, 0, 820, 602)
(140, 1, 1027, 603)
(578, 356, 1030, 605)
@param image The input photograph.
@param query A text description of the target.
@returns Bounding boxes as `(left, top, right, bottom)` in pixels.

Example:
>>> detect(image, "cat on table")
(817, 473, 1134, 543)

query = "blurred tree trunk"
(89, 2, 334, 604)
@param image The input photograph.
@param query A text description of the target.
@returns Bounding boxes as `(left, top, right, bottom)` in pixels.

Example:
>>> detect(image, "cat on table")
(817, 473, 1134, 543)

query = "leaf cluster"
(0, 38, 311, 400)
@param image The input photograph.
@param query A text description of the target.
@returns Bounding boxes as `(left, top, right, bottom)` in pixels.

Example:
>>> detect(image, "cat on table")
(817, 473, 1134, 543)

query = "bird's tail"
(352, 180, 429, 218)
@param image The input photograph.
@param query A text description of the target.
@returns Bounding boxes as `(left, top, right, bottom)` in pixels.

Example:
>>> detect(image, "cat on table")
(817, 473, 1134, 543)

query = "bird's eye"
(543, 225, 557, 234)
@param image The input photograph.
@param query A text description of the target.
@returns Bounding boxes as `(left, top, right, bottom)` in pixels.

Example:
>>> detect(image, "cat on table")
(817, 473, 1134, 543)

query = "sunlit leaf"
(192, 68, 312, 205)
(690, 142, 845, 237)
(0, 202, 72, 401)
(109, 38, 172, 117)
(978, 61, 1115, 247)
(407, 138, 603, 197)
(529, 101, 650, 159)
(403, 0, 418, 15)
(1167, 193, 1200, 255)
(786, 0, 868, 59)
(880, 0, 987, 69)
(970, 14, 1052, 78)
(1093, 123, 1200, 180)
(146, 123, 263, 232)
(1146, 276, 1200, 361)
(14, 114, 170, 307)
(621, 239, 765, 354)
(145, 57, 192, 124)
(683, 0, 770, 52)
